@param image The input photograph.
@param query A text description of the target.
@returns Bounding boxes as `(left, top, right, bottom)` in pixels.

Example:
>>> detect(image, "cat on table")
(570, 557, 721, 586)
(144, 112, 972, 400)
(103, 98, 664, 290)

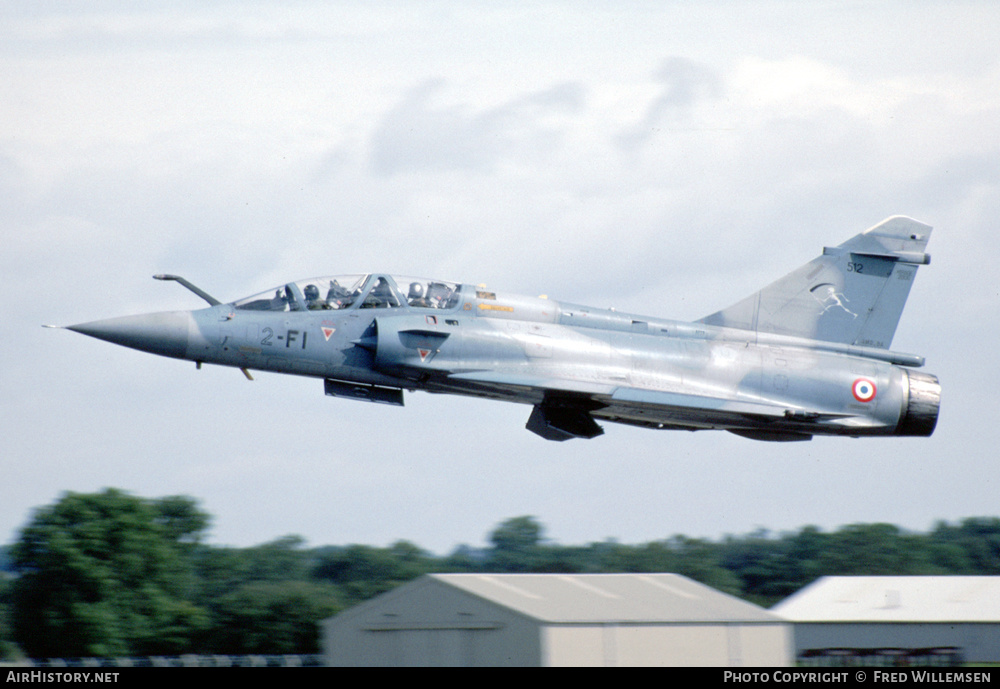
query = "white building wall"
(737, 624, 796, 666)
(541, 623, 793, 667)
(540, 626, 607, 666)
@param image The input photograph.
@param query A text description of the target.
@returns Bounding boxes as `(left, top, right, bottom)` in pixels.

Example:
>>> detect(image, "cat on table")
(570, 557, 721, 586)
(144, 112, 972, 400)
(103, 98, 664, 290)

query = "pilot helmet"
(408, 282, 424, 299)
(304, 284, 320, 301)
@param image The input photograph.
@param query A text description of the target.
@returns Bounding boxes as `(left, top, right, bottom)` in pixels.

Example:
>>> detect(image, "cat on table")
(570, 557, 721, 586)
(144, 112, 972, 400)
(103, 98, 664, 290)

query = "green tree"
(817, 523, 935, 575)
(440, 544, 485, 572)
(11, 489, 210, 658)
(189, 535, 313, 606)
(312, 541, 434, 603)
(489, 516, 542, 550)
(931, 518, 1000, 573)
(486, 516, 548, 572)
(204, 580, 342, 654)
(0, 571, 19, 661)
(661, 535, 742, 596)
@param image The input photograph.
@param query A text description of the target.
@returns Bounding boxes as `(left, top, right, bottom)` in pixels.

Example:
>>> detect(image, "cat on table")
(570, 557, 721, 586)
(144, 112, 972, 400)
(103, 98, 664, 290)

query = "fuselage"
(69, 272, 940, 441)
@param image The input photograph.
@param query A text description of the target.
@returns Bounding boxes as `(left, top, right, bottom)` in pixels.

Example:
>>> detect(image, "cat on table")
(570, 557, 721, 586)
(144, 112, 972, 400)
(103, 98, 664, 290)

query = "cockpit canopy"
(233, 274, 463, 312)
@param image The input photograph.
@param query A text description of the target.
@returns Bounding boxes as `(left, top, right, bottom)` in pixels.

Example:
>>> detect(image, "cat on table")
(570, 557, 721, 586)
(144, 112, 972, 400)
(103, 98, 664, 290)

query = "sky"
(3, 1, 999, 555)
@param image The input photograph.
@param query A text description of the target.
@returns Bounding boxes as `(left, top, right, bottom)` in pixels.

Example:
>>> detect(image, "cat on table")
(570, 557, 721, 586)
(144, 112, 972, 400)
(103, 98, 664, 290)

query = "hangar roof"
(428, 573, 781, 624)
(772, 576, 1000, 623)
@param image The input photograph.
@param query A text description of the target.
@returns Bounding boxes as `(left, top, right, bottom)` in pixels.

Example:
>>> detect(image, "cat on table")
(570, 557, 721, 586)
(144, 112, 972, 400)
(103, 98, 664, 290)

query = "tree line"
(2, 488, 999, 660)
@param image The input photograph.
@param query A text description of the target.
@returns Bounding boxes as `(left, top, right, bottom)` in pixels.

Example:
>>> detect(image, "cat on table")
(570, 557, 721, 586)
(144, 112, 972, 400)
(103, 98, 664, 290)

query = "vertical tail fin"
(698, 216, 932, 349)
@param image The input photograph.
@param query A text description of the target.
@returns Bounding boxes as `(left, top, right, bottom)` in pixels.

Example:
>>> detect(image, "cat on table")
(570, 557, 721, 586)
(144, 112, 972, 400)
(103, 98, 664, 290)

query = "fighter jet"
(58, 216, 940, 442)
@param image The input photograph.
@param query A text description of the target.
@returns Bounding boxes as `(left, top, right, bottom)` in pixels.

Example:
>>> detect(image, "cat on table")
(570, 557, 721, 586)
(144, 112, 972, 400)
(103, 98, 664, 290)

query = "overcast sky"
(3, 2, 998, 555)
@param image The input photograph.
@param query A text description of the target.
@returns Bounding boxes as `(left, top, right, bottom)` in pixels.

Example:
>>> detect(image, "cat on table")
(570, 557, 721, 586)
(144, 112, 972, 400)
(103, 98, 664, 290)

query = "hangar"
(772, 576, 1000, 664)
(321, 573, 792, 666)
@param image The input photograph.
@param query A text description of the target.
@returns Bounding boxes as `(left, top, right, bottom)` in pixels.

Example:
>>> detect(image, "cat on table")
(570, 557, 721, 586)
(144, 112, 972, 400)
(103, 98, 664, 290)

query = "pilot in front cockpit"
(304, 284, 329, 310)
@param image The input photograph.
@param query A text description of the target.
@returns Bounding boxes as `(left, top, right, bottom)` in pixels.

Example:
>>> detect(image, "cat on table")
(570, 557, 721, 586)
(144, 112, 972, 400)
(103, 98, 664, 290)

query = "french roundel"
(852, 378, 877, 403)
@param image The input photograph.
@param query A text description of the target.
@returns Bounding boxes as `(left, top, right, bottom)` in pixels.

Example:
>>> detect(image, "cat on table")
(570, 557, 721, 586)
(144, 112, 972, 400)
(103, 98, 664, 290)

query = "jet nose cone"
(67, 311, 192, 359)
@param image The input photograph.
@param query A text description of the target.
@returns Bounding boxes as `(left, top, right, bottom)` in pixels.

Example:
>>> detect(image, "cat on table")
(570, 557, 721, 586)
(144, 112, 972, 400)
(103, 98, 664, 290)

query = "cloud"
(368, 79, 586, 176)
(616, 57, 722, 151)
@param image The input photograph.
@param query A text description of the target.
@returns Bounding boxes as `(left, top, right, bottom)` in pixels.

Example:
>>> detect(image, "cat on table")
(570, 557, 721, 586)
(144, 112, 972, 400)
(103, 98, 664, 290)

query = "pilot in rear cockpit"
(408, 282, 431, 307)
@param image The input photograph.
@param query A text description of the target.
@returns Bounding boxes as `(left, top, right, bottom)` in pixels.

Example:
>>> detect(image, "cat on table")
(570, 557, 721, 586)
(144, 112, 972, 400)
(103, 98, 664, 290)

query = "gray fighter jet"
(58, 216, 940, 442)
